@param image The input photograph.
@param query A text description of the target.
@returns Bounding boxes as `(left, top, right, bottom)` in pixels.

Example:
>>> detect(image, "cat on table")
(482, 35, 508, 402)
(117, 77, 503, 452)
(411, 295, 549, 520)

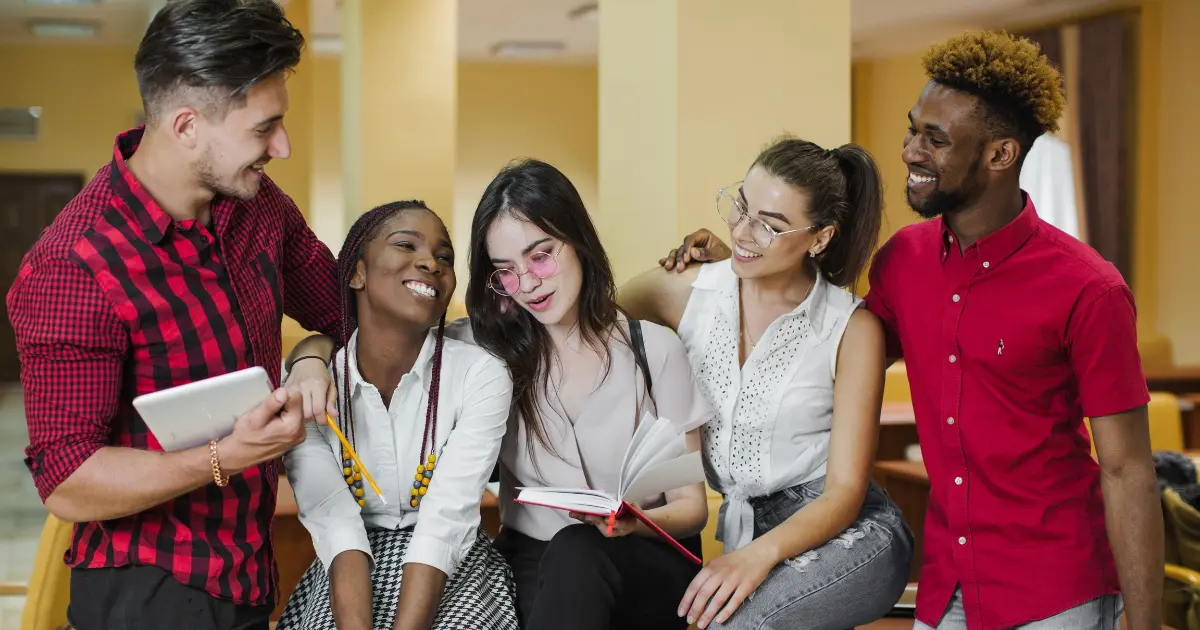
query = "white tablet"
(132, 366, 273, 452)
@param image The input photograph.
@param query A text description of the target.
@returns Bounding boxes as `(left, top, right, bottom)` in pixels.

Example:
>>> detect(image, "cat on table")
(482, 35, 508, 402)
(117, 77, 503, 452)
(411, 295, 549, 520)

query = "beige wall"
(0, 44, 141, 179)
(850, 52, 929, 296)
(15, 13, 1199, 364)
(0, 41, 314, 219)
(269, 0, 313, 221)
(453, 61, 599, 293)
(309, 54, 344, 251)
(299, 58, 599, 304)
(851, 52, 929, 260)
(850, 1, 1200, 365)
(598, 0, 852, 285)
(1153, 0, 1200, 363)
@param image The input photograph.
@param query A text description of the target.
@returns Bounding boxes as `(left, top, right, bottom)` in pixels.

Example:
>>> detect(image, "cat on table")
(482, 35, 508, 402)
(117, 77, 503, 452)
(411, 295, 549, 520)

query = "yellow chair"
(14, 513, 73, 630)
(882, 361, 911, 403)
(1084, 391, 1185, 456)
(1147, 391, 1187, 452)
(1081, 393, 1196, 629)
(1163, 487, 1200, 630)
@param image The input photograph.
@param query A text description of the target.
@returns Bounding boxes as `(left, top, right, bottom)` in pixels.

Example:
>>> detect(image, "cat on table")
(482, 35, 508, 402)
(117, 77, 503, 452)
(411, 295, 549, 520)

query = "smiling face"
(902, 81, 992, 219)
(484, 211, 583, 329)
(190, 73, 292, 201)
(350, 209, 456, 330)
(728, 165, 832, 280)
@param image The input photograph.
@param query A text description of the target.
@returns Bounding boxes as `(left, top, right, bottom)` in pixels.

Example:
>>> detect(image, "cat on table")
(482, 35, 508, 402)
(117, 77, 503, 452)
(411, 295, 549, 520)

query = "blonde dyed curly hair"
(923, 30, 1065, 147)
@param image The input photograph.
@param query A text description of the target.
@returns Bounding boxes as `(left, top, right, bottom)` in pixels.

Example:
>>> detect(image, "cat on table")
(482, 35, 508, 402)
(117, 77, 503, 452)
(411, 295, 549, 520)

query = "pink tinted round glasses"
(489, 250, 558, 296)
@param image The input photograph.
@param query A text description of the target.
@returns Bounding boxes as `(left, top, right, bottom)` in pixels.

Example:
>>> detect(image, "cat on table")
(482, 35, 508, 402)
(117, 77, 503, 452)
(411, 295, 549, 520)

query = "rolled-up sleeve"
(403, 354, 512, 578)
(285, 417, 374, 571)
(276, 188, 340, 339)
(7, 257, 127, 501)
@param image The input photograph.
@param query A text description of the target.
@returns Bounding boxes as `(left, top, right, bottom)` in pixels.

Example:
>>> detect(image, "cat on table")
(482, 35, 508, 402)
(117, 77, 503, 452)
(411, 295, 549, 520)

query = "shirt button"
(949, 354, 957, 363)
(952, 294, 961, 303)
(955, 477, 963, 485)
(947, 417, 955, 425)
(983, 261, 990, 268)
(958, 536, 967, 545)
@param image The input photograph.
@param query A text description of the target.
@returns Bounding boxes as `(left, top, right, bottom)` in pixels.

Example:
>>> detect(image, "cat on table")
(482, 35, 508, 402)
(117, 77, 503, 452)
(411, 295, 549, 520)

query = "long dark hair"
(333, 200, 446, 452)
(752, 136, 883, 289)
(466, 159, 635, 469)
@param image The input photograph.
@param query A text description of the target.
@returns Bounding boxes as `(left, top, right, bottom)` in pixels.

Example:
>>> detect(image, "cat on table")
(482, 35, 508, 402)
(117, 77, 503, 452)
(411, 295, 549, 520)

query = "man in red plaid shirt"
(6, 1, 342, 628)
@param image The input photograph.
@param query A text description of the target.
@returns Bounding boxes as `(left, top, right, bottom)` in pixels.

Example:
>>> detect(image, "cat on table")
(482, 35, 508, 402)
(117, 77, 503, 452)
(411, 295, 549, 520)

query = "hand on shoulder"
(658, 228, 732, 272)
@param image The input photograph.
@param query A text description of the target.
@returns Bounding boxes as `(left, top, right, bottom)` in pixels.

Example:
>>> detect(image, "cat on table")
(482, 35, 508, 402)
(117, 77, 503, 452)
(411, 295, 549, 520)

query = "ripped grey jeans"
(712, 477, 914, 630)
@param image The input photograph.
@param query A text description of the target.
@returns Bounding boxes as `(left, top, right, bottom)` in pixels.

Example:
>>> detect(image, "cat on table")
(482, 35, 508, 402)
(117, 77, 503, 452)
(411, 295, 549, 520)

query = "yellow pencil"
(325, 414, 387, 505)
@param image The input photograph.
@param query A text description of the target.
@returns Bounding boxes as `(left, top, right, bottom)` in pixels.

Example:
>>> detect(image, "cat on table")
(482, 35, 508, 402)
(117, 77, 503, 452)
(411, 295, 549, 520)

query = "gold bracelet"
(210, 440, 229, 487)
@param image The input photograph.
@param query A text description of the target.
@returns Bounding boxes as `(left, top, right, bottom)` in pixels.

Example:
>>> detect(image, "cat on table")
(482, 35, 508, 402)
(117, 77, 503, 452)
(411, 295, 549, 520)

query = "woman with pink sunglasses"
(444, 158, 715, 630)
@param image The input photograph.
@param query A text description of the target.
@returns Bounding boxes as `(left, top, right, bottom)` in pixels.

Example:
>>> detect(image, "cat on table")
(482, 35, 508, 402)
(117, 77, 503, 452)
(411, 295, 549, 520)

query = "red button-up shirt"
(864, 195, 1149, 630)
(6, 127, 340, 606)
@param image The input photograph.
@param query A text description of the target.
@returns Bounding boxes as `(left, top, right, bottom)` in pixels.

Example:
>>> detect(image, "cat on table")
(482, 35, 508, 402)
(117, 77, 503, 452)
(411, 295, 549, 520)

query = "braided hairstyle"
(333, 200, 448, 456)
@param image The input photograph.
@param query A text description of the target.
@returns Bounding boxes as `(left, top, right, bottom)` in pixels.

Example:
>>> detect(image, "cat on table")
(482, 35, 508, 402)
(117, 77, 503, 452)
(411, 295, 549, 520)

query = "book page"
(515, 487, 612, 495)
(620, 450, 706, 506)
(620, 415, 685, 496)
(618, 411, 661, 488)
(515, 488, 618, 515)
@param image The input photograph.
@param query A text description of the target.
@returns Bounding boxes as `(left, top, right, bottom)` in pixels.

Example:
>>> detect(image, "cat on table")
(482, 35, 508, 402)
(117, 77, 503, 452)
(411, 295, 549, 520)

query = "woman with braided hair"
(278, 201, 519, 630)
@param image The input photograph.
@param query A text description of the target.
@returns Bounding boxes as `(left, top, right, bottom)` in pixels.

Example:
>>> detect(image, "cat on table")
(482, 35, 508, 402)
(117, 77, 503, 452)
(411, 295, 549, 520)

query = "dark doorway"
(0, 172, 84, 383)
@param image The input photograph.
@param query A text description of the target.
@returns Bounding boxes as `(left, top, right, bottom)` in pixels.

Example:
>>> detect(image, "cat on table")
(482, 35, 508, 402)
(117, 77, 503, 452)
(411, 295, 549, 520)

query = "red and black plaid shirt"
(6, 127, 340, 606)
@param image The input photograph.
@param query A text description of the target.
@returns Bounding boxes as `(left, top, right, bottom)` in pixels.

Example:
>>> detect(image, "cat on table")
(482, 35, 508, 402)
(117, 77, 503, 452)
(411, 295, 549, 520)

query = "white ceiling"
(0, 0, 1135, 59)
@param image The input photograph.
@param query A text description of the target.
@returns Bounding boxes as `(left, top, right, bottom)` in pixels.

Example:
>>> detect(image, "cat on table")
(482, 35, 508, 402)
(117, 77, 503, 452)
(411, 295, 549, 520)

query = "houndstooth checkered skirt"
(277, 527, 519, 630)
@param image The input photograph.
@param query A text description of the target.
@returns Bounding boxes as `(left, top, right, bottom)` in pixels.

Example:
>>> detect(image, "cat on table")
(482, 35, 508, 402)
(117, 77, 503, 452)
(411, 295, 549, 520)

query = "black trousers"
(493, 524, 703, 630)
(67, 565, 272, 630)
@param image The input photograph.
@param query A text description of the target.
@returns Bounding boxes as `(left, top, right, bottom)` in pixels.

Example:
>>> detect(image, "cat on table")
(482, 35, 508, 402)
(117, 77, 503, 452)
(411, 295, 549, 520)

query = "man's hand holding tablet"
(215, 386, 308, 476)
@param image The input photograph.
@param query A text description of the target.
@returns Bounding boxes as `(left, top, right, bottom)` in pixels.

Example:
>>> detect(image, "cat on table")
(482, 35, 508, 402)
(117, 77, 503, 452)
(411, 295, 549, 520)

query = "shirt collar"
(110, 127, 176, 245)
(337, 327, 440, 397)
(694, 259, 835, 340)
(109, 126, 237, 245)
(939, 191, 1040, 268)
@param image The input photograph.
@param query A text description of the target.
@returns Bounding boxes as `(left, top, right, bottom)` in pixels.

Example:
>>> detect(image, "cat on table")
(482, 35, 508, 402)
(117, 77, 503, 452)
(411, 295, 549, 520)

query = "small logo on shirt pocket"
(997, 339, 1004, 356)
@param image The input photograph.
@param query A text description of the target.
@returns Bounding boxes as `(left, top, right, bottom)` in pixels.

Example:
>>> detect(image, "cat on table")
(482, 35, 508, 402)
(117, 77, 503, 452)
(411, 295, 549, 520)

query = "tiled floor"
(0, 384, 45, 629)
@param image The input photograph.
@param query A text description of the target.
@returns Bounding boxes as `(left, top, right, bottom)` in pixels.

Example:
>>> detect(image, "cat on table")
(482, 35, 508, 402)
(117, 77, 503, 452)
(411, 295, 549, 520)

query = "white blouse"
(283, 328, 513, 579)
(445, 317, 714, 542)
(676, 261, 861, 552)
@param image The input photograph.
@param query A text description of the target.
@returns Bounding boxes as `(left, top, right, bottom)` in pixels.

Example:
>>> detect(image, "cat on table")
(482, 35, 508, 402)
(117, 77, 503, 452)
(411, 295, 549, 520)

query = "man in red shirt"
(658, 31, 1161, 630)
(6, 1, 340, 628)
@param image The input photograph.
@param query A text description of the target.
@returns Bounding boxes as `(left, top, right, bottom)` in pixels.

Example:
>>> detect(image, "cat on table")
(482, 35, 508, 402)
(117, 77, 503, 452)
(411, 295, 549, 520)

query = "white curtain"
(1020, 134, 1080, 240)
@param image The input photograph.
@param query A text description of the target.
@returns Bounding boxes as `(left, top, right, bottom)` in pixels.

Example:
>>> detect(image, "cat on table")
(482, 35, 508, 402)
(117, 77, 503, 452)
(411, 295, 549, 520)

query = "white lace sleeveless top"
(676, 260, 862, 551)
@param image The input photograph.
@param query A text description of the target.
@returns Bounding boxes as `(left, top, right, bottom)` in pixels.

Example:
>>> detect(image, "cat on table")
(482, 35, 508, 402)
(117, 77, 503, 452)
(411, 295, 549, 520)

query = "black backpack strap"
(629, 319, 653, 395)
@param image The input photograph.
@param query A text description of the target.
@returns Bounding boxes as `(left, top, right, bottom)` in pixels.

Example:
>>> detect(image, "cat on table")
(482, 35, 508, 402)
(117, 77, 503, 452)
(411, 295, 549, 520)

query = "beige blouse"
(445, 317, 713, 541)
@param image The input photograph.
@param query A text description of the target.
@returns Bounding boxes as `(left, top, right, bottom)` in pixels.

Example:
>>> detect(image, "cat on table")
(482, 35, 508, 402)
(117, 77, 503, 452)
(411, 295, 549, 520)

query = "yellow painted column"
(1132, 0, 1172, 368)
(598, 0, 852, 284)
(341, 0, 457, 233)
(278, 0, 316, 354)
(269, 0, 313, 219)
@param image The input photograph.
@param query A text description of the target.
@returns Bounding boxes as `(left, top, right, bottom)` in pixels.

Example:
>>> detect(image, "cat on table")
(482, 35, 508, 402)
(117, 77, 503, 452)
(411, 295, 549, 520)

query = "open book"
(514, 412, 706, 564)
